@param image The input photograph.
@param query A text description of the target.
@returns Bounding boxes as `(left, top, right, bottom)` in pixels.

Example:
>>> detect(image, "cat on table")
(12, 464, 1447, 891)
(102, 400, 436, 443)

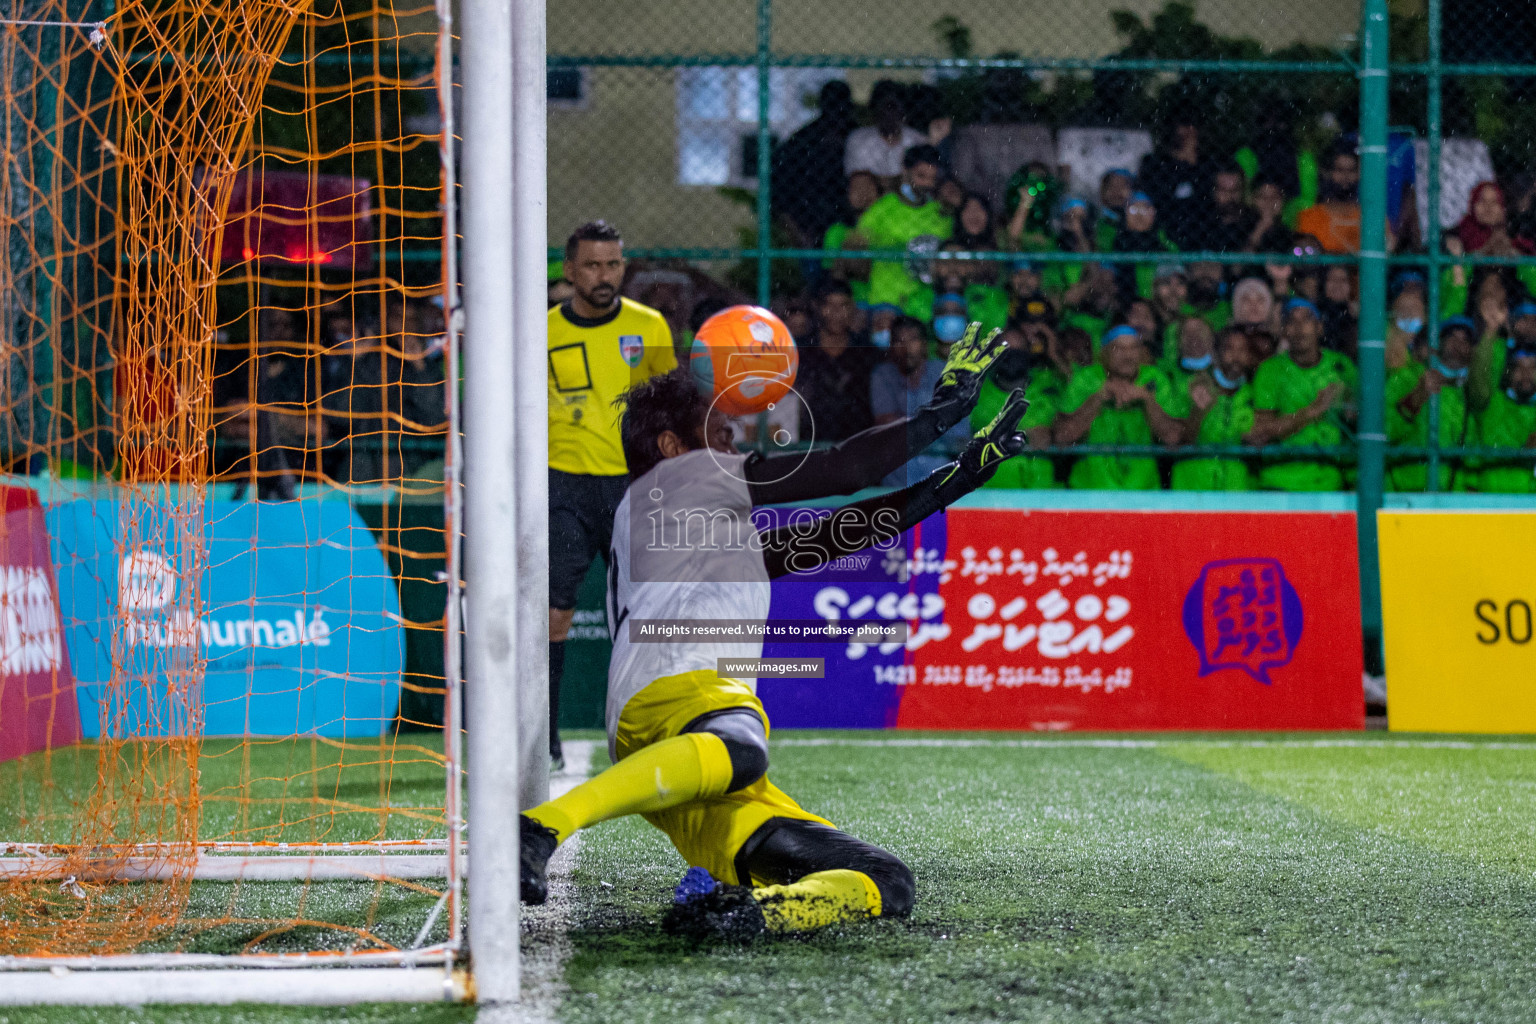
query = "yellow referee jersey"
(548, 297, 677, 476)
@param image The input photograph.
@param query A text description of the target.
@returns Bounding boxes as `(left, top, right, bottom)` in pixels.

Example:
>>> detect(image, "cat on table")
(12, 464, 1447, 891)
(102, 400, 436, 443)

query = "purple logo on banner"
(1181, 558, 1303, 684)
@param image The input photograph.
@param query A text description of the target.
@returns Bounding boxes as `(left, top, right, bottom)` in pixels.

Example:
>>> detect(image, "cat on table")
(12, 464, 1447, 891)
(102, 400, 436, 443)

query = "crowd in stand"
(597, 79, 1536, 493)
(211, 298, 449, 498)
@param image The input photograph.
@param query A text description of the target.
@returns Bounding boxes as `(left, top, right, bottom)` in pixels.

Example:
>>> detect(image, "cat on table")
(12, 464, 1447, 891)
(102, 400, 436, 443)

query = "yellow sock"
(524, 733, 734, 844)
(752, 869, 883, 933)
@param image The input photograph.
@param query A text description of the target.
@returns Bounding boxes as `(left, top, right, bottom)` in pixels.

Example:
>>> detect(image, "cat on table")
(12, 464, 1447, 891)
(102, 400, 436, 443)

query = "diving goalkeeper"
(520, 324, 1025, 940)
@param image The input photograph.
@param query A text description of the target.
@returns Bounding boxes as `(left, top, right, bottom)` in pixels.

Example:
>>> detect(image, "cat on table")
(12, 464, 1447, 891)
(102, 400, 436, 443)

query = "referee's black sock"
(548, 640, 566, 758)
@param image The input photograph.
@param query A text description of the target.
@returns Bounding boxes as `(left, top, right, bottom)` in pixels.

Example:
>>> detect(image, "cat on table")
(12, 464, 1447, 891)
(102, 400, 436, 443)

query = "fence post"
(1356, 0, 1391, 674)
(755, 0, 772, 305)
(1424, 0, 1443, 493)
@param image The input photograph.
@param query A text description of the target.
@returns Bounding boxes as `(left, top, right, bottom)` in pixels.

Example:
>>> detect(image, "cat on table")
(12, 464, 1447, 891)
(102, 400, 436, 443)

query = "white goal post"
(0, 0, 547, 1007)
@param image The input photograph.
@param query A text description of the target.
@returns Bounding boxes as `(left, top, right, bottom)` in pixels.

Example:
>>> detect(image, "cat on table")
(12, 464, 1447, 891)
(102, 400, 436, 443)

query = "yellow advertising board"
(1379, 511, 1536, 732)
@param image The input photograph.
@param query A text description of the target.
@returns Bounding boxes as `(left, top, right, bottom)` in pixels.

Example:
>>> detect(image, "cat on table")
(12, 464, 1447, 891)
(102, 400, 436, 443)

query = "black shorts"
(549, 469, 628, 610)
(734, 817, 916, 917)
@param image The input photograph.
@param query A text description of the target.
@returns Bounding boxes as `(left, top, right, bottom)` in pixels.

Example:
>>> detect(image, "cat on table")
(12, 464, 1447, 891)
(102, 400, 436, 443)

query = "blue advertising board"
(47, 498, 405, 738)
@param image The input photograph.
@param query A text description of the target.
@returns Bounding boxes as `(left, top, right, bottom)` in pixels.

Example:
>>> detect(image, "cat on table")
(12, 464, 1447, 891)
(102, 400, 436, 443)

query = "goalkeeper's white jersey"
(605, 449, 770, 746)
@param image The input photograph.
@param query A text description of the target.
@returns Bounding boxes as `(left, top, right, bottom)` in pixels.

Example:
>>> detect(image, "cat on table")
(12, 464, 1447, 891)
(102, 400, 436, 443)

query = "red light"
(241, 246, 255, 261)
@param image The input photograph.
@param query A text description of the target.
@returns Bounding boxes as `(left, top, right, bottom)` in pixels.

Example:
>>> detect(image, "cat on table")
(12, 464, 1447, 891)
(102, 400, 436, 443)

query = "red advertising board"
(892, 510, 1363, 731)
(0, 486, 80, 761)
(212, 169, 373, 270)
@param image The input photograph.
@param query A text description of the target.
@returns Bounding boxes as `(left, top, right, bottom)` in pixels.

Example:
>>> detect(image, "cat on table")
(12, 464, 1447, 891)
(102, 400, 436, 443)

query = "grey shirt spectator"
(870, 317, 969, 486)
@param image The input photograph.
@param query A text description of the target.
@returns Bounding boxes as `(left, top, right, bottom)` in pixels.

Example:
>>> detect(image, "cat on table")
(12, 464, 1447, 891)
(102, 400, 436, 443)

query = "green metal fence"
(547, 0, 1536, 667)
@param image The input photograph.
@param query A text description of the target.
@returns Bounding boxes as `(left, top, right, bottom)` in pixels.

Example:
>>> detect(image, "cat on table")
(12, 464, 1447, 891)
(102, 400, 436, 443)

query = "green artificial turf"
(560, 734, 1536, 1024)
(4, 733, 1536, 1023)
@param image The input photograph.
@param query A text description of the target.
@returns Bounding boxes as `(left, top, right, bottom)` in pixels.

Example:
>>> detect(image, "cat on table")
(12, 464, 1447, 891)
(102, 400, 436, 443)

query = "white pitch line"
(773, 736, 1536, 751)
(507, 739, 597, 1024)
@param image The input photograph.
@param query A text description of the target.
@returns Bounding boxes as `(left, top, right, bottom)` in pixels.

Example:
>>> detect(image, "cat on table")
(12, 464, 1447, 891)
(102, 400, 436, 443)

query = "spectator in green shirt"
(1122, 297, 1165, 362)
(1185, 260, 1233, 331)
(1054, 324, 1184, 490)
(1386, 316, 1477, 492)
(849, 145, 951, 319)
(1249, 298, 1358, 491)
(1060, 263, 1118, 345)
(1469, 344, 1536, 493)
(1173, 325, 1258, 491)
(821, 170, 882, 305)
(1467, 297, 1536, 413)
(1014, 196, 1097, 299)
(970, 326, 1059, 489)
(929, 241, 1009, 336)
(1151, 263, 1193, 352)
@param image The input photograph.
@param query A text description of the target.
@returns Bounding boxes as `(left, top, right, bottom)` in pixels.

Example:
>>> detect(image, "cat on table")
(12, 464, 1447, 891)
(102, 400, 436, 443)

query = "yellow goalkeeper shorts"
(613, 668, 832, 884)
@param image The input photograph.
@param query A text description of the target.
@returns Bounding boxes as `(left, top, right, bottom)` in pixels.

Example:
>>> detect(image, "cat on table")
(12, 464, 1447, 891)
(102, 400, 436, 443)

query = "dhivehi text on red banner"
(760, 509, 1363, 731)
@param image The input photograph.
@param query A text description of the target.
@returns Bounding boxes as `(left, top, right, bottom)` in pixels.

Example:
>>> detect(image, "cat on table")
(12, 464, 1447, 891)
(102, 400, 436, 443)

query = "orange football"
(689, 305, 799, 417)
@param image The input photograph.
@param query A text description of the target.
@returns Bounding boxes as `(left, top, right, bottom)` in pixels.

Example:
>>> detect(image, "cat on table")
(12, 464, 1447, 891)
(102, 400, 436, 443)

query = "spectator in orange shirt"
(1296, 145, 1362, 253)
(1296, 142, 1397, 255)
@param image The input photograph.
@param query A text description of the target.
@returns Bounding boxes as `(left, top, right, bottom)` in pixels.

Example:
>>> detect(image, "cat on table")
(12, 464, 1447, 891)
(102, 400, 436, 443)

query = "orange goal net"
(0, 0, 459, 965)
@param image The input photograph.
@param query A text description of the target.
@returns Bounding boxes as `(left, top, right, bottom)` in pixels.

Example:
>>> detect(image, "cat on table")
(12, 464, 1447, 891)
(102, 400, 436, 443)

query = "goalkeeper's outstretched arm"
(743, 323, 1007, 506)
(759, 389, 1029, 581)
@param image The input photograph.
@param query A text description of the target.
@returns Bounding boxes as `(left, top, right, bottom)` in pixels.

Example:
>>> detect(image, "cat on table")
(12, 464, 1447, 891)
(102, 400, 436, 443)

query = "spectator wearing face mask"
(848, 145, 951, 319)
(1386, 273, 1429, 372)
(1468, 344, 1536, 494)
(931, 242, 1009, 336)
(930, 292, 972, 355)
(968, 325, 1060, 489)
(1053, 324, 1184, 490)
(1160, 315, 1217, 401)
(1386, 316, 1477, 492)
(865, 303, 902, 351)
(1249, 298, 1358, 491)
(1172, 325, 1258, 491)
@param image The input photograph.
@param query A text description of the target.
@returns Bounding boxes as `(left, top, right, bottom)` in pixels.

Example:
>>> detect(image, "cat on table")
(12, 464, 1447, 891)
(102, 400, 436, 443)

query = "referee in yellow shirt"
(547, 220, 676, 768)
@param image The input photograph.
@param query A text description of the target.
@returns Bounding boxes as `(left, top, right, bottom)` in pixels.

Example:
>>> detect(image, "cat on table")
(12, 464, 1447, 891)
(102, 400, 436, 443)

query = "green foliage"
(718, 186, 805, 299)
(926, 3, 1355, 162)
(931, 15, 972, 60)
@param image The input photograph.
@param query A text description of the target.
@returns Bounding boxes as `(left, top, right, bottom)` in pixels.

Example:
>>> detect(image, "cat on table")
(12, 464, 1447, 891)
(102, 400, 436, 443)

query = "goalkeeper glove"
(929, 388, 1030, 505)
(928, 321, 1008, 414)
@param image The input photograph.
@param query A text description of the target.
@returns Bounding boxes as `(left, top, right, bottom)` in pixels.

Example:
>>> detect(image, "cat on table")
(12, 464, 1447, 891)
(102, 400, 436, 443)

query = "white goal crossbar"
(0, 965, 468, 1005)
